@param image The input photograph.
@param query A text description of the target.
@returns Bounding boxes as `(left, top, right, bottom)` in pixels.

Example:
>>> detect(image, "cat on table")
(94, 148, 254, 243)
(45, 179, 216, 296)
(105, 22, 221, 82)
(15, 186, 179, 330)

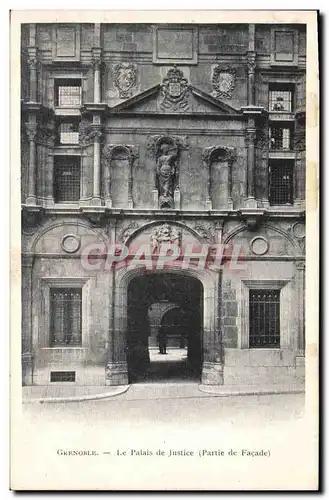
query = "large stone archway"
(106, 265, 222, 386)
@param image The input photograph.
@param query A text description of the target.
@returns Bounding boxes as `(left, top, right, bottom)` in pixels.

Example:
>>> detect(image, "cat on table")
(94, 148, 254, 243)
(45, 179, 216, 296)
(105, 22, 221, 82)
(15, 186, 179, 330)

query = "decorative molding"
(146, 135, 188, 159)
(250, 236, 269, 256)
(22, 206, 44, 234)
(113, 62, 137, 99)
(193, 222, 215, 244)
(160, 66, 190, 112)
(103, 144, 139, 164)
(202, 146, 236, 166)
(61, 234, 81, 254)
(25, 122, 38, 142)
(211, 65, 236, 100)
(153, 26, 198, 65)
(119, 222, 140, 244)
(79, 123, 103, 147)
(296, 261, 306, 271)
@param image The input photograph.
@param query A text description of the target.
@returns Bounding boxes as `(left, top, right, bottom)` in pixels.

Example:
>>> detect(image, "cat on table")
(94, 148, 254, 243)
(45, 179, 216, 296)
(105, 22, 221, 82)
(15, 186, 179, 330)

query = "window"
(269, 160, 293, 205)
(53, 156, 80, 202)
(50, 288, 82, 347)
(269, 84, 294, 112)
(249, 290, 280, 348)
(269, 125, 293, 150)
(57, 118, 80, 145)
(55, 79, 82, 107)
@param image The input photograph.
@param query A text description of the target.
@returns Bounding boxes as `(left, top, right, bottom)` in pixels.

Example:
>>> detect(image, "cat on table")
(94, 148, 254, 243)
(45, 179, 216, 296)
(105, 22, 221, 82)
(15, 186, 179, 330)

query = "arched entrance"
(106, 264, 222, 386)
(126, 273, 203, 383)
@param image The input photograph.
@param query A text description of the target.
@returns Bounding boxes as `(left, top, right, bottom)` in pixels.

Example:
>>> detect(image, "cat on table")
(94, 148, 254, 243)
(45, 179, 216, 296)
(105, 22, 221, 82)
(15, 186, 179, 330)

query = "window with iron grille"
(269, 84, 294, 112)
(50, 288, 82, 347)
(269, 125, 293, 150)
(249, 290, 280, 348)
(57, 118, 80, 145)
(55, 79, 82, 107)
(53, 156, 80, 202)
(269, 160, 293, 205)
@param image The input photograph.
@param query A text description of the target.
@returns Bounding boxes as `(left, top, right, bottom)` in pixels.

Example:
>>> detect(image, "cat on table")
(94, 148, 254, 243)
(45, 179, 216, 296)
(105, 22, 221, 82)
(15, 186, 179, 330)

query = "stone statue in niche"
(156, 143, 177, 209)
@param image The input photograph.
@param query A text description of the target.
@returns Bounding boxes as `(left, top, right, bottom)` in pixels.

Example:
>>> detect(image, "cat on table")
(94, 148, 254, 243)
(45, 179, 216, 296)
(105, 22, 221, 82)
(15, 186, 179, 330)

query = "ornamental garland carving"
(160, 66, 190, 112)
(79, 123, 103, 147)
(211, 66, 236, 100)
(113, 62, 137, 99)
(193, 222, 215, 244)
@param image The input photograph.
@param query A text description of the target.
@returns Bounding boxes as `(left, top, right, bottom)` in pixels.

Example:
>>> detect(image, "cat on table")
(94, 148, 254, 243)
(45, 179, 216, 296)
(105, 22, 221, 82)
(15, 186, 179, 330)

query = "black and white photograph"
(10, 9, 319, 491)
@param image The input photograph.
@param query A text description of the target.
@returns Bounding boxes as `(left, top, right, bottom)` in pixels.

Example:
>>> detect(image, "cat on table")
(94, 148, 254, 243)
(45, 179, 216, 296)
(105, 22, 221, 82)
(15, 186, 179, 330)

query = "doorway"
(127, 273, 203, 383)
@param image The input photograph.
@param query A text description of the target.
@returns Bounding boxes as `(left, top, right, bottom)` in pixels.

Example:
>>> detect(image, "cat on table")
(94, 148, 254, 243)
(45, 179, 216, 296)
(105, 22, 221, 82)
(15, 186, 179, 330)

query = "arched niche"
(202, 146, 236, 210)
(103, 144, 139, 209)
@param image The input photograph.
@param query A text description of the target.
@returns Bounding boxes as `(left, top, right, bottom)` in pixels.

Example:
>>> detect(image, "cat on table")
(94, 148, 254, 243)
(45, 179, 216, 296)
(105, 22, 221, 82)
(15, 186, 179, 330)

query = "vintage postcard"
(10, 10, 319, 491)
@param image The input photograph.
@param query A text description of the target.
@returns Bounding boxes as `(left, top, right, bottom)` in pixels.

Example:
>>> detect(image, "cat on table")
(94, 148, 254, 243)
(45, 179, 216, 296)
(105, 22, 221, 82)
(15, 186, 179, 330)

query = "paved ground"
(23, 387, 304, 427)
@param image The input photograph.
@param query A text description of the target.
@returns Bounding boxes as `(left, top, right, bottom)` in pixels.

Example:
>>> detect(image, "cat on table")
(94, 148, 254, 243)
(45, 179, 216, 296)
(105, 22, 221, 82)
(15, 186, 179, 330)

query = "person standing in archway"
(157, 324, 167, 355)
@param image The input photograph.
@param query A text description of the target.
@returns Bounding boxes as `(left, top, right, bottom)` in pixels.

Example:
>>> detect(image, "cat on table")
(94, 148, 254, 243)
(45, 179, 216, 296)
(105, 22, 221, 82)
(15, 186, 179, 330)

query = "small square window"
(269, 124, 294, 150)
(249, 290, 280, 348)
(269, 84, 294, 112)
(55, 79, 82, 107)
(57, 118, 80, 145)
(269, 160, 294, 205)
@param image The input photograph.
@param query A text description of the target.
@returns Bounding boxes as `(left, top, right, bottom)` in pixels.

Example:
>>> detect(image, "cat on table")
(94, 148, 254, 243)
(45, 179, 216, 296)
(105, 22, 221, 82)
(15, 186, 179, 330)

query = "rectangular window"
(249, 290, 280, 348)
(269, 160, 293, 205)
(57, 118, 80, 145)
(53, 156, 80, 202)
(269, 125, 293, 150)
(269, 84, 294, 112)
(55, 79, 82, 107)
(50, 288, 82, 347)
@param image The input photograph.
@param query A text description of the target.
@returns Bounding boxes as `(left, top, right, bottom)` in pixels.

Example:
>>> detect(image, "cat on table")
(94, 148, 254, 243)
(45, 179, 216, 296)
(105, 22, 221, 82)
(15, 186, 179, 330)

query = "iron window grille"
(55, 79, 82, 107)
(50, 371, 76, 382)
(269, 160, 294, 205)
(269, 125, 293, 150)
(57, 118, 80, 145)
(249, 290, 280, 348)
(269, 84, 294, 112)
(53, 156, 81, 202)
(50, 288, 82, 347)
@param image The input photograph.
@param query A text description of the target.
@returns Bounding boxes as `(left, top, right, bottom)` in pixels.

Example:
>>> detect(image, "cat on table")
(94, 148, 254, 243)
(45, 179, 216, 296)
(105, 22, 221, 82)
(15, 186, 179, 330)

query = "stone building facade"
(21, 22, 306, 387)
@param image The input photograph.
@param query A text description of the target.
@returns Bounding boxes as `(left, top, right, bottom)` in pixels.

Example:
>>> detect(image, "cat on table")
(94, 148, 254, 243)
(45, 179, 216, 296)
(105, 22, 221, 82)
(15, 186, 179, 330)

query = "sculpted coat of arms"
(211, 66, 236, 99)
(114, 62, 137, 99)
(160, 65, 190, 111)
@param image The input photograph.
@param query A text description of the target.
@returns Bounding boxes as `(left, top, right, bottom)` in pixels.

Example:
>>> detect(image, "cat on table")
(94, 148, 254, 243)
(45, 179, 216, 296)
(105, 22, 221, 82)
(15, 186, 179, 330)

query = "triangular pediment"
(109, 84, 240, 116)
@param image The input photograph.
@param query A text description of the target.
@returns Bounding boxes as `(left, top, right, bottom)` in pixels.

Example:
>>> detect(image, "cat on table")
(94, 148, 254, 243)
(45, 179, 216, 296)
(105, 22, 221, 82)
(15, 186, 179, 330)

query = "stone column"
(27, 24, 37, 103)
(106, 272, 129, 386)
(128, 152, 134, 209)
(22, 254, 34, 385)
(91, 124, 102, 205)
(25, 120, 38, 206)
(247, 24, 256, 106)
(201, 274, 223, 385)
(245, 120, 257, 208)
(92, 48, 102, 104)
(296, 261, 305, 352)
